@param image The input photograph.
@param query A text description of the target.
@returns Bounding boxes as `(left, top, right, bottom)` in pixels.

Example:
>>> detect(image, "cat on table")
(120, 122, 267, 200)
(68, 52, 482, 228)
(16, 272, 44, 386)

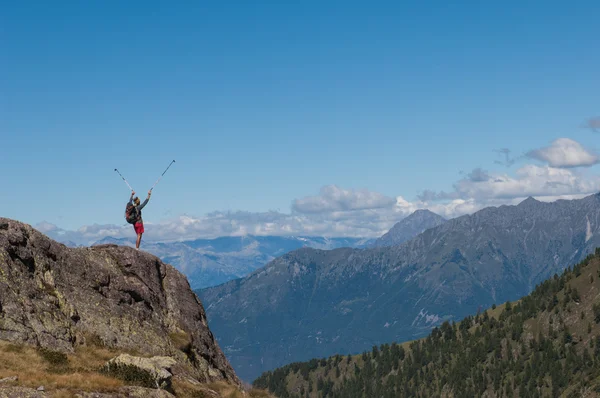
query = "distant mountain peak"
(372, 209, 446, 247)
(519, 196, 540, 206)
(411, 209, 439, 216)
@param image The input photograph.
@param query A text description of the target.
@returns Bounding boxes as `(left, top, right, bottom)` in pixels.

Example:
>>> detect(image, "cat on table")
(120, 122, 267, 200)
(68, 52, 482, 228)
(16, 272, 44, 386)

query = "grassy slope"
(0, 337, 273, 398)
(254, 249, 600, 398)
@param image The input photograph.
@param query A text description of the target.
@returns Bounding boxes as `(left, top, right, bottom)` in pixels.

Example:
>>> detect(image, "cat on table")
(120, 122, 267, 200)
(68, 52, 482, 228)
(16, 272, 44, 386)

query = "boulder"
(101, 354, 177, 390)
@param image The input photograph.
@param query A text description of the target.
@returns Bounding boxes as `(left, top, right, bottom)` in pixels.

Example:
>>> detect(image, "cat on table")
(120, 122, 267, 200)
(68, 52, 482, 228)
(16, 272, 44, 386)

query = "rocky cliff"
(0, 217, 240, 389)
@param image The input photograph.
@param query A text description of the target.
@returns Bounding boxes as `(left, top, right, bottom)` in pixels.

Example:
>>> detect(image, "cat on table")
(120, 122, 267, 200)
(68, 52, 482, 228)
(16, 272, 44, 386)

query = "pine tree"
(372, 345, 379, 359)
(506, 380, 513, 397)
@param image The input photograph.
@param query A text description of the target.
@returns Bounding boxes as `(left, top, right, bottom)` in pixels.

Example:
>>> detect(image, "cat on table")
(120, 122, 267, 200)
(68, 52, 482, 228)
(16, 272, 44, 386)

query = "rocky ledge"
(0, 218, 240, 389)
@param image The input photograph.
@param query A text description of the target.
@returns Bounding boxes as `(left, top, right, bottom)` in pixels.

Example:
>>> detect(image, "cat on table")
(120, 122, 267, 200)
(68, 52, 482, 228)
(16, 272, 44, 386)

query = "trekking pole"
(150, 159, 175, 191)
(114, 168, 134, 191)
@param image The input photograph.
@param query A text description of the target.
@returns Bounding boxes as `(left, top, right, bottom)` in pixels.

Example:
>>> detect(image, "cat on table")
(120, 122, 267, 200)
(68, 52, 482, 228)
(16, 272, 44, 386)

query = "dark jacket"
(128, 196, 149, 224)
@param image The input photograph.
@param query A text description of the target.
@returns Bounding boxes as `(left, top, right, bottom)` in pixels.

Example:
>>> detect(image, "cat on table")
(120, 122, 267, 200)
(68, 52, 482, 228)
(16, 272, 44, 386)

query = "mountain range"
(370, 209, 446, 247)
(57, 210, 447, 291)
(87, 235, 374, 290)
(253, 248, 600, 397)
(197, 193, 600, 382)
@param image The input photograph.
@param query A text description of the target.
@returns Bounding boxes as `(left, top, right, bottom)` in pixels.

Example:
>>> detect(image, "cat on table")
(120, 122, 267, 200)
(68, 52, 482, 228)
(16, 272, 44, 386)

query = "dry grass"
(169, 331, 192, 352)
(248, 389, 273, 397)
(0, 341, 124, 394)
(170, 378, 206, 398)
(207, 381, 251, 398)
(68, 344, 125, 370)
(171, 379, 274, 398)
(207, 382, 273, 398)
(0, 340, 270, 397)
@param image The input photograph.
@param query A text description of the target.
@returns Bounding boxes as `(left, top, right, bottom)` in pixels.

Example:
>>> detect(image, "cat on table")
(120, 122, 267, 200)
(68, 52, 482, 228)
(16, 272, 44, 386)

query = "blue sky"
(1, 1, 599, 241)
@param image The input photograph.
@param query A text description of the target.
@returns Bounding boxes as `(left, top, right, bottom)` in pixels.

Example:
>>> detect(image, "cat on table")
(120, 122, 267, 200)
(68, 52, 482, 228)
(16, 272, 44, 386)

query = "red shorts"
(134, 222, 144, 234)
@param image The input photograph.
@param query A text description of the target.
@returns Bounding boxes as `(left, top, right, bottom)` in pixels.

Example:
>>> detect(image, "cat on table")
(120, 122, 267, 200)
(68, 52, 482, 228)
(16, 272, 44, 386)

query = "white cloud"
(449, 164, 600, 200)
(292, 185, 396, 214)
(527, 138, 599, 168)
(35, 139, 600, 245)
(36, 221, 59, 233)
(40, 168, 600, 245)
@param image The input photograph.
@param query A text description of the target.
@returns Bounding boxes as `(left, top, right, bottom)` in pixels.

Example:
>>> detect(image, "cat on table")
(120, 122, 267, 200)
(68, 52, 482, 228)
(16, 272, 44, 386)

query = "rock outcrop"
(102, 354, 177, 390)
(0, 218, 240, 388)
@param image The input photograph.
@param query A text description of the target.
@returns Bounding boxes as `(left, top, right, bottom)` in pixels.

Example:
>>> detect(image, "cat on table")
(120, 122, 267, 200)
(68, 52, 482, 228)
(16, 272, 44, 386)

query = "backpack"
(125, 203, 138, 224)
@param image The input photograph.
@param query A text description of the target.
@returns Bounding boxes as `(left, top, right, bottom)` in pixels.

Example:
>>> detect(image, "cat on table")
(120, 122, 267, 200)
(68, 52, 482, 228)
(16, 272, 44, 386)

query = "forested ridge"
(254, 248, 600, 398)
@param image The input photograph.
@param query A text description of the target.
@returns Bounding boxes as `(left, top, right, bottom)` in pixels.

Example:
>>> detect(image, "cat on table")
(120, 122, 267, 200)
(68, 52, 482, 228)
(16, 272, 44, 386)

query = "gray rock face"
(0, 218, 240, 388)
(198, 193, 600, 382)
(371, 209, 446, 247)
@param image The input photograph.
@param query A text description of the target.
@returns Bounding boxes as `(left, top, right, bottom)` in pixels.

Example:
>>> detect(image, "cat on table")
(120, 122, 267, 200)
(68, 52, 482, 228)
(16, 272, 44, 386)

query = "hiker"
(127, 190, 151, 249)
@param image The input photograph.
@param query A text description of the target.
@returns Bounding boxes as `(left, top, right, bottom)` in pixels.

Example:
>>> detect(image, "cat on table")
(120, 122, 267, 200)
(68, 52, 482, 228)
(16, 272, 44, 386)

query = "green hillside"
(253, 248, 600, 398)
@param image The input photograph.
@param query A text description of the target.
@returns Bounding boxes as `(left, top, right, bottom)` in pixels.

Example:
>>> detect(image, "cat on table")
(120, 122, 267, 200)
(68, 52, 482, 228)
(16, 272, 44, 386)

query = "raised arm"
(128, 191, 135, 204)
(138, 190, 152, 210)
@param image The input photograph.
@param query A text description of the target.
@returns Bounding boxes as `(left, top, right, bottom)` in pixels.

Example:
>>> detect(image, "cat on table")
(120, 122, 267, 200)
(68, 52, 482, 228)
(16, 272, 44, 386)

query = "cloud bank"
(37, 138, 600, 246)
(526, 138, 598, 168)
